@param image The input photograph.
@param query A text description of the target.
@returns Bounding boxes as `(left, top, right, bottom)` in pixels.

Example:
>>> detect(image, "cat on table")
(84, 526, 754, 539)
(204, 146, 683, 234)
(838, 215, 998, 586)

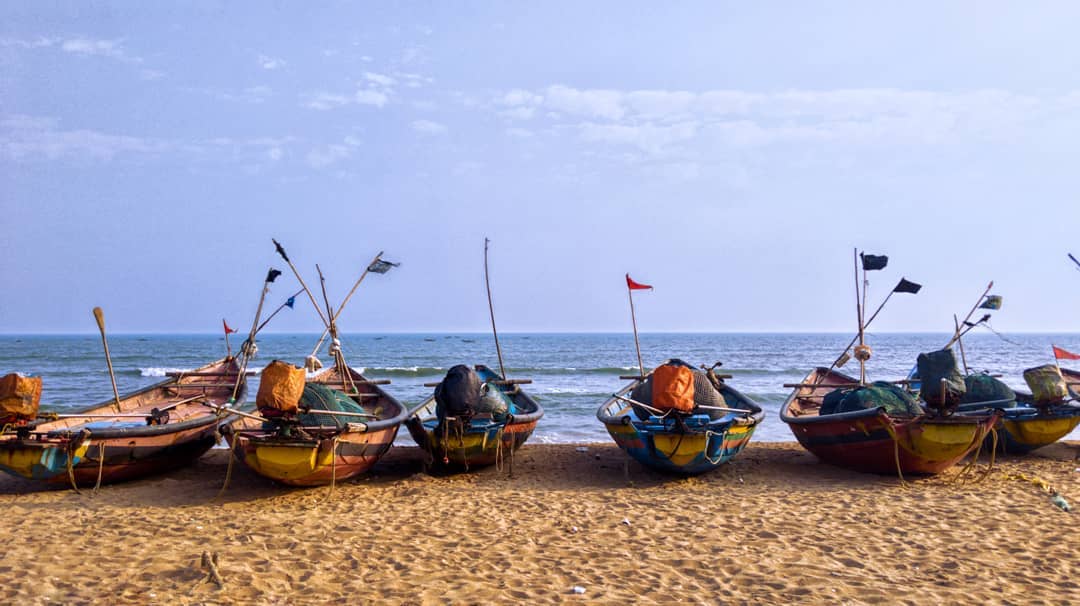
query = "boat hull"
(0, 357, 244, 487)
(602, 418, 758, 475)
(990, 405, 1080, 454)
(232, 426, 399, 487)
(405, 417, 538, 468)
(596, 361, 766, 475)
(782, 367, 1000, 475)
(230, 364, 408, 487)
(404, 364, 544, 470)
(786, 412, 996, 474)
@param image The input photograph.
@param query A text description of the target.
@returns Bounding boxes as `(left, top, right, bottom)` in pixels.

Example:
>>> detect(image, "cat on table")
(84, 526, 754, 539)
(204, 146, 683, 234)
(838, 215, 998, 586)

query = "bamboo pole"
(945, 281, 993, 349)
(484, 238, 507, 380)
(308, 251, 387, 361)
(955, 315, 970, 374)
(272, 238, 330, 328)
(92, 307, 123, 413)
(853, 249, 866, 386)
(255, 289, 305, 334)
(628, 286, 645, 379)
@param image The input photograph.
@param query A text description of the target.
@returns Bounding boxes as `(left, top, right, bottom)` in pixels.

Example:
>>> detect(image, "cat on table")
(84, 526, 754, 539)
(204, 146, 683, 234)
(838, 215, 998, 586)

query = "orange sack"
(0, 373, 42, 422)
(257, 360, 306, 414)
(651, 364, 695, 413)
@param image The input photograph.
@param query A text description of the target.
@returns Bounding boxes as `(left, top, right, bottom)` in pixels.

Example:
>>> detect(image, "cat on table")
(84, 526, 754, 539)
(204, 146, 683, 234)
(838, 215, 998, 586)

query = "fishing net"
(296, 384, 369, 429)
(916, 348, 966, 406)
(819, 382, 921, 416)
(960, 374, 1016, 406)
(475, 382, 512, 422)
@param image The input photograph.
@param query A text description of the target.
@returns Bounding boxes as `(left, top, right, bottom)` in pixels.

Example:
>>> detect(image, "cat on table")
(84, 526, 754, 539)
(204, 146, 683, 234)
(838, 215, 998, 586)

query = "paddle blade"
(92, 306, 105, 332)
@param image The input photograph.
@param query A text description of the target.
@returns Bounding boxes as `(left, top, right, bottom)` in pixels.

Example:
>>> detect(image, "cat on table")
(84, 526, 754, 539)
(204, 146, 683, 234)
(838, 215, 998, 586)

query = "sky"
(2, 1, 1080, 334)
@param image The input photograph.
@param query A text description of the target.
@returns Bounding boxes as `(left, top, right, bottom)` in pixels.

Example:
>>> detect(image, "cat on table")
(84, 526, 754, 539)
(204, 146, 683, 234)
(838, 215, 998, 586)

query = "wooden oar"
(93, 307, 123, 413)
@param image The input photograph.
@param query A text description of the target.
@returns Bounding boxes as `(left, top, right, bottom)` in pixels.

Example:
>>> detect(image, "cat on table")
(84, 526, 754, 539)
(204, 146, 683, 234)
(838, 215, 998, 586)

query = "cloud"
(355, 89, 389, 107)
(364, 71, 396, 87)
(60, 38, 143, 64)
(411, 120, 447, 135)
(304, 92, 352, 110)
(2, 36, 153, 71)
(0, 114, 163, 160)
(506, 127, 533, 138)
(306, 144, 351, 168)
(303, 69, 408, 110)
(189, 85, 272, 104)
(258, 54, 285, 70)
(488, 85, 1077, 154)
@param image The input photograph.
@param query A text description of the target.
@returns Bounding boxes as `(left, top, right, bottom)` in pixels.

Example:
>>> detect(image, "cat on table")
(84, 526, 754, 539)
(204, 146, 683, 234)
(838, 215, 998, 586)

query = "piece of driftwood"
(200, 551, 225, 588)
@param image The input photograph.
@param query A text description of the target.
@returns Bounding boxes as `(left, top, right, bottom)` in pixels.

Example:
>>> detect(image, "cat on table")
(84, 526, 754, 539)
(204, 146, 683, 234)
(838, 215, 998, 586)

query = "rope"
(91, 441, 106, 495)
(326, 436, 339, 500)
(216, 433, 241, 500)
(66, 441, 82, 494)
(881, 420, 908, 487)
(702, 429, 725, 465)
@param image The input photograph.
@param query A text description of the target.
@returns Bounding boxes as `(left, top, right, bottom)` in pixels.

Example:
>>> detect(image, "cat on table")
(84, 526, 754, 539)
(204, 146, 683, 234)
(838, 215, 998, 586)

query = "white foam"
(139, 367, 190, 377)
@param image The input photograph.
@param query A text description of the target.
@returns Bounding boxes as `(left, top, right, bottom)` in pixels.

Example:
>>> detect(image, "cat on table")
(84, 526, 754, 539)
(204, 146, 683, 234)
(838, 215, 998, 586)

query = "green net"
(820, 381, 922, 416)
(960, 374, 1016, 406)
(296, 383, 369, 428)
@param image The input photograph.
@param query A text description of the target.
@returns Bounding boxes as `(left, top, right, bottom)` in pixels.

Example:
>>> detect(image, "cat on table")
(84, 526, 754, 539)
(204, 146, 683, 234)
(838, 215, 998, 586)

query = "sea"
(2, 332, 1079, 443)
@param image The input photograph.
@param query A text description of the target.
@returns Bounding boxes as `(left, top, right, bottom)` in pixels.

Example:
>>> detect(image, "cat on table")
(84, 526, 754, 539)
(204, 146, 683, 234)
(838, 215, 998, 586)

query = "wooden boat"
(0, 357, 245, 487)
(597, 363, 765, 475)
(953, 367, 1080, 454)
(405, 364, 543, 469)
(781, 367, 1001, 475)
(225, 364, 407, 486)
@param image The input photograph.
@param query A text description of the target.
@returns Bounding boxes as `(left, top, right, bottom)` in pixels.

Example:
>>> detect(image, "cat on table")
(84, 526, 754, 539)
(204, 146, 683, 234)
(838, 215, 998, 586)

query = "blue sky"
(2, 2, 1080, 334)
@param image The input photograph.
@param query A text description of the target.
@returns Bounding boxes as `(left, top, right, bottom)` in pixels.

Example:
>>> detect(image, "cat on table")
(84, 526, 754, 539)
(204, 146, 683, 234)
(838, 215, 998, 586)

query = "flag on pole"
(272, 238, 289, 262)
(626, 274, 653, 290)
(265, 268, 282, 283)
(979, 295, 1003, 310)
(1053, 345, 1080, 361)
(892, 278, 922, 294)
(367, 259, 400, 274)
(223, 319, 238, 334)
(285, 296, 295, 309)
(860, 254, 888, 271)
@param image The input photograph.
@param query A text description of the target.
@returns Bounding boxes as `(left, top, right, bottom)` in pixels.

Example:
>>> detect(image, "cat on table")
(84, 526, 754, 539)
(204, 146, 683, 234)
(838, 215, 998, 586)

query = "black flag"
(367, 259, 400, 274)
(861, 253, 888, 271)
(272, 238, 289, 262)
(892, 278, 921, 294)
(265, 268, 282, 283)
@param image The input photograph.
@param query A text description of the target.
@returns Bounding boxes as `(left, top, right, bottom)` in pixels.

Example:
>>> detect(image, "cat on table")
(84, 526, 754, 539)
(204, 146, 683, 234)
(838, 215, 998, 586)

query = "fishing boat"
(948, 367, 1080, 455)
(404, 239, 542, 471)
(781, 366, 1000, 475)
(405, 365, 543, 469)
(222, 240, 408, 487)
(597, 362, 765, 474)
(224, 363, 408, 486)
(0, 357, 246, 487)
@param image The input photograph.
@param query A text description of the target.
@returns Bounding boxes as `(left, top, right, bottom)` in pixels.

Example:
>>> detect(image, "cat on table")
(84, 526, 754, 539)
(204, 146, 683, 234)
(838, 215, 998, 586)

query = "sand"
(0, 441, 1077, 605)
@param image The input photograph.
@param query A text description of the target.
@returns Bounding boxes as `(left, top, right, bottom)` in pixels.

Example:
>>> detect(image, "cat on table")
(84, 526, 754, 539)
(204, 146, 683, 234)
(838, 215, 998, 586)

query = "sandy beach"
(0, 442, 1077, 605)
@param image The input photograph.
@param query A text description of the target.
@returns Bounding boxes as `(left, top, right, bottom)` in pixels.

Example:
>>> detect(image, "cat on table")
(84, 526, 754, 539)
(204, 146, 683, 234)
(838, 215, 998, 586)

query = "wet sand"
(0, 441, 1077, 605)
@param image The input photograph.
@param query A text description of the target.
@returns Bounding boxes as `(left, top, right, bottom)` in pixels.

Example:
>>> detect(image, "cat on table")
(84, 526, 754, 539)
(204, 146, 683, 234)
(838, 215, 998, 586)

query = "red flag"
(223, 319, 238, 334)
(626, 274, 653, 291)
(1053, 345, 1080, 361)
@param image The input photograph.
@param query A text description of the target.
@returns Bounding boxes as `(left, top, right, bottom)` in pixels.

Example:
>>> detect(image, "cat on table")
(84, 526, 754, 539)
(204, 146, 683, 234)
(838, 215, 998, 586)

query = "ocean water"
(2, 332, 1079, 443)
